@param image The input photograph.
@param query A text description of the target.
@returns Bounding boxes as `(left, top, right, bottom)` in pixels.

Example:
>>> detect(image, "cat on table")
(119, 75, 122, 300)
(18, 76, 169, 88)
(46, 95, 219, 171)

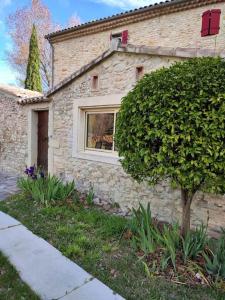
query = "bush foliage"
(129, 203, 225, 281)
(18, 175, 75, 207)
(116, 57, 225, 235)
(116, 57, 225, 192)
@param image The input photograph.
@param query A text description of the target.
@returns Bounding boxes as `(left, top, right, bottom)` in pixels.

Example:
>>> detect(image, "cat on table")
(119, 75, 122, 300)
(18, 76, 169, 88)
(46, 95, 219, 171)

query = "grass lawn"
(0, 252, 39, 300)
(0, 194, 225, 300)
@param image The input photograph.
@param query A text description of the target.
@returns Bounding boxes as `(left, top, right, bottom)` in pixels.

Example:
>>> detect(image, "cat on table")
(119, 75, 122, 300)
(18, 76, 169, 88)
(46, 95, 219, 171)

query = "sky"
(0, 0, 158, 86)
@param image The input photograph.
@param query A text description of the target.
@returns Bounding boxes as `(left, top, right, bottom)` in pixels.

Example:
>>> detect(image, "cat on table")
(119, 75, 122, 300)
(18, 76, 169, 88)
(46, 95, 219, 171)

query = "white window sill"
(73, 150, 120, 165)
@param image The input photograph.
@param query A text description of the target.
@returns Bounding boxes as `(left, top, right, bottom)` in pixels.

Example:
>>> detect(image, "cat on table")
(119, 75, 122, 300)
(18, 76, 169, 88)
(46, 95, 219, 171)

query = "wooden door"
(37, 111, 49, 171)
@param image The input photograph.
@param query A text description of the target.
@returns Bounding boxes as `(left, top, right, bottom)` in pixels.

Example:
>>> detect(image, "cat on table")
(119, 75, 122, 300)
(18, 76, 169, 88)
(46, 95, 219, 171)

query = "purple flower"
(28, 166, 35, 176)
(29, 166, 35, 173)
(24, 165, 36, 178)
(24, 167, 29, 175)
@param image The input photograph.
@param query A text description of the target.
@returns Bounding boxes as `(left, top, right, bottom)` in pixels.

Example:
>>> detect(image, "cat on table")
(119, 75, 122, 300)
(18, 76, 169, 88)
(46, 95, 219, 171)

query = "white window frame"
(85, 108, 119, 153)
(73, 94, 125, 165)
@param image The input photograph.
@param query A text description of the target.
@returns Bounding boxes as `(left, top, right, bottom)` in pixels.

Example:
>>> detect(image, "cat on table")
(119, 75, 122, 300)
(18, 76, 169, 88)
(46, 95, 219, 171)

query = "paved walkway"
(0, 211, 124, 300)
(0, 172, 19, 200)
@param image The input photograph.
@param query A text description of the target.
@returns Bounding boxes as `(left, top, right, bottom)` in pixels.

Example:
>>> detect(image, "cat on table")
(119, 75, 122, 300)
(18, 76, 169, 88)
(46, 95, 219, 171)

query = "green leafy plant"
(142, 261, 158, 279)
(86, 186, 94, 205)
(129, 203, 211, 273)
(129, 203, 160, 255)
(182, 224, 208, 264)
(18, 175, 75, 207)
(161, 223, 180, 270)
(129, 203, 152, 233)
(64, 244, 83, 257)
(204, 233, 225, 280)
(135, 224, 157, 255)
(116, 57, 225, 236)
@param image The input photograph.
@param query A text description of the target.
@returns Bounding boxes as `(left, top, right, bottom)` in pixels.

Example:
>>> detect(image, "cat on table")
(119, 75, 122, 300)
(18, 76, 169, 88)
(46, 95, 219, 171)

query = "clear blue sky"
(0, 0, 157, 85)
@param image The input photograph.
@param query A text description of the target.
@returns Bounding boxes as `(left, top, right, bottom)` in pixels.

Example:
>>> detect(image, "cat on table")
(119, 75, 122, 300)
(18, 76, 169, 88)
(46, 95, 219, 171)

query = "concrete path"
(0, 172, 20, 200)
(0, 211, 124, 300)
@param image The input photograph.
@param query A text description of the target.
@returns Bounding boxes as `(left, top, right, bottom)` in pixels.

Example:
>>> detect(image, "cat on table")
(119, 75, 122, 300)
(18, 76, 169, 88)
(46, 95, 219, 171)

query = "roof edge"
(18, 96, 49, 105)
(0, 84, 43, 99)
(45, 0, 224, 43)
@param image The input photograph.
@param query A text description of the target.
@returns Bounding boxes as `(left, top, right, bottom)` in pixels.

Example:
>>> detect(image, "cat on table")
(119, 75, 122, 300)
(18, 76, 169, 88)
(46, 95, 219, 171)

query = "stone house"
(1, 0, 225, 234)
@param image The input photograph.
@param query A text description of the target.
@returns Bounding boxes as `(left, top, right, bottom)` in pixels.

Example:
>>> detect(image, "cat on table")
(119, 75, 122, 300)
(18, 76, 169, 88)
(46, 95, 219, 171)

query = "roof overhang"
(18, 95, 49, 105)
(0, 83, 43, 99)
(45, 0, 225, 43)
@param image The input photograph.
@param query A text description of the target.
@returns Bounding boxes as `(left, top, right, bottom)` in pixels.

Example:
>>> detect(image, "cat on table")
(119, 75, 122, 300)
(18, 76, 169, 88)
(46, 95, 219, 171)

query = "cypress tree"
(25, 24, 42, 92)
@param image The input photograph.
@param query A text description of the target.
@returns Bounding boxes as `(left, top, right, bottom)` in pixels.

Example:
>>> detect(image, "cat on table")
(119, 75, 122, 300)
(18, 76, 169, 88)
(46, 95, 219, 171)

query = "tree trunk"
(181, 188, 192, 237)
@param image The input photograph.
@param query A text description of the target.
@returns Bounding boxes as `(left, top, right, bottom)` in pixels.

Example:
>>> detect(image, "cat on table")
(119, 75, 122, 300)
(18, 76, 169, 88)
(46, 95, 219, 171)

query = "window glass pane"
(86, 113, 114, 150)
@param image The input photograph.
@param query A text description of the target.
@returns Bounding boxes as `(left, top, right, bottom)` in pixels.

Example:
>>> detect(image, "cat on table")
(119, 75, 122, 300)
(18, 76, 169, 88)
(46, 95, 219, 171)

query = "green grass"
(0, 252, 39, 300)
(0, 194, 225, 300)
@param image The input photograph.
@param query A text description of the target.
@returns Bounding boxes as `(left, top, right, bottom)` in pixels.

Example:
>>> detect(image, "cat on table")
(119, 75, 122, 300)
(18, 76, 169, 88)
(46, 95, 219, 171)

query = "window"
(73, 94, 124, 164)
(136, 66, 144, 81)
(91, 75, 99, 90)
(201, 9, 221, 37)
(110, 30, 128, 46)
(111, 32, 122, 41)
(85, 110, 118, 153)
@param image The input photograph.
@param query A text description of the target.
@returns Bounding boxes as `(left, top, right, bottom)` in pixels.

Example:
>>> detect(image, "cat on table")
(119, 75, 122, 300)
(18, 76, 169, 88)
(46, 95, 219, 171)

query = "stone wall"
(0, 92, 27, 174)
(51, 51, 225, 236)
(52, 3, 225, 85)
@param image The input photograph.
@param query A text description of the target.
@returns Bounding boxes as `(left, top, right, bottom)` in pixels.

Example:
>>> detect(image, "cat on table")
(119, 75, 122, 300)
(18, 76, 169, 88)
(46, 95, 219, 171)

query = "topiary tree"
(115, 57, 225, 236)
(25, 24, 42, 92)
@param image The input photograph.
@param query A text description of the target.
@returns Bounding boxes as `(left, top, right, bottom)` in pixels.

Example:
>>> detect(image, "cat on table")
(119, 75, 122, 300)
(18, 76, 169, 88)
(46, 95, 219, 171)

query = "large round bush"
(115, 57, 225, 235)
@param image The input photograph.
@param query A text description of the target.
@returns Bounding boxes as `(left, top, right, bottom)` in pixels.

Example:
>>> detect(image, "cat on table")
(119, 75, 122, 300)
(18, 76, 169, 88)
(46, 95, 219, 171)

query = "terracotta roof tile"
(0, 83, 43, 98)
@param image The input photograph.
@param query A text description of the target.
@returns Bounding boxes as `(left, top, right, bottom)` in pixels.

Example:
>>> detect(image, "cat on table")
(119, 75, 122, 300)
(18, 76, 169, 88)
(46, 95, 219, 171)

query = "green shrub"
(204, 233, 225, 280)
(129, 203, 209, 271)
(182, 224, 208, 264)
(18, 175, 75, 207)
(130, 203, 153, 234)
(161, 223, 180, 270)
(129, 203, 160, 254)
(86, 186, 94, 205)
(116, 57, 225, 236)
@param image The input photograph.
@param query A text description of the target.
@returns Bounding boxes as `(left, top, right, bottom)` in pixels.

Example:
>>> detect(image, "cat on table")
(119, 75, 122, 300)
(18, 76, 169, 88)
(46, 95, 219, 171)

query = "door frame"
(27, 102, 53, 174)
(37, 110, 49, 171)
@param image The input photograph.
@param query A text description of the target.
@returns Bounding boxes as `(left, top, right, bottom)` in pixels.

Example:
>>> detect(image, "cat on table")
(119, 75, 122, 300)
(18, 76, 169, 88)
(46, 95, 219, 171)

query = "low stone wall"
(59, 160, 225, 237)
(0, 92, 27, 174)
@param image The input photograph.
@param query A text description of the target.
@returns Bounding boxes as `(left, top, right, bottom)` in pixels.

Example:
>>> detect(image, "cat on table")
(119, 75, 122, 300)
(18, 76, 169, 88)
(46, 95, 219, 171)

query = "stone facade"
(0, 91, 27, 174)
(52, 2, 225, 85)
(1, 1, 225, 236)
(51, 52, 225, 236)
(0, 85, 42, 174)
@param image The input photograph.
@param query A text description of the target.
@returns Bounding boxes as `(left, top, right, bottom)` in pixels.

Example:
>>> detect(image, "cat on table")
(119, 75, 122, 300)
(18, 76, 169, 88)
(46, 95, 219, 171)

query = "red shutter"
(210, 9, 221, 35)
(201, 10, 211, 36)
(121, 30, 128, 46)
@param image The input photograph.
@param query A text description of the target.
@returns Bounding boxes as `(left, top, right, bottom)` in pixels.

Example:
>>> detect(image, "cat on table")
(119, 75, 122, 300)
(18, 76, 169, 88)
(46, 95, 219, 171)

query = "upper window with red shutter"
(201, 9, 221, 37)
(110, 30, 129, 46)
